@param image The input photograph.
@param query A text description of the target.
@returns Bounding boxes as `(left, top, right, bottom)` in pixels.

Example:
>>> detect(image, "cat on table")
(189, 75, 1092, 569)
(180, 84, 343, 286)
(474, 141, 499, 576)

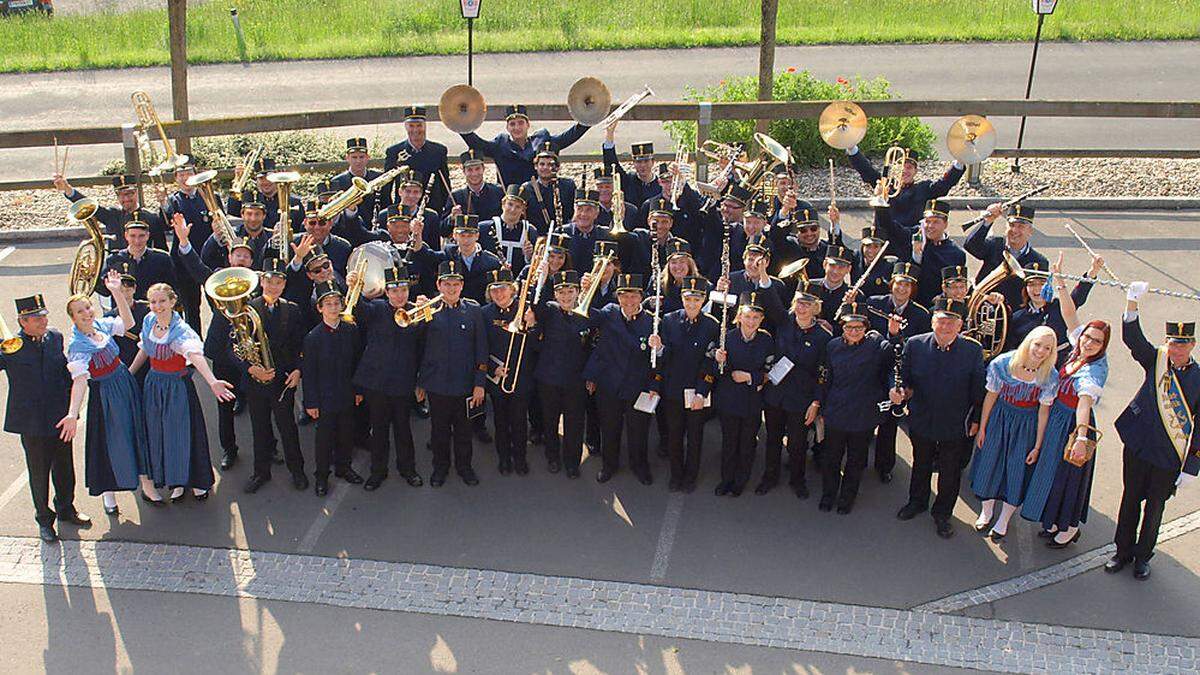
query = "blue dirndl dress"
(1021, 328, 1108, 526)
(970, 352, 1059, 504)
(68, 317, 150, 496)
(140, 312, 214, 490)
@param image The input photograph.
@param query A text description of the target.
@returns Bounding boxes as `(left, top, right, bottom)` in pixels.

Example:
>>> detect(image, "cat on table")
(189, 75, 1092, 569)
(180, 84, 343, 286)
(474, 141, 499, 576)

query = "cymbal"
(567, 77, 613, 126)
(818, 101, 868, 150)
(947, 114, 997, 164)
(438, 84, 486, 134)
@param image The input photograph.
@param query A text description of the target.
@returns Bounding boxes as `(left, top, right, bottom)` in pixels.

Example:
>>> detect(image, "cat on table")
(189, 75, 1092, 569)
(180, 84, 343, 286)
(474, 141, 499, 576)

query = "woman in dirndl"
(131, 283, 235, 502)
(1021, 255, 1111, 548)
(61, 271, 154, 515)
(970, 325, 1060, 541)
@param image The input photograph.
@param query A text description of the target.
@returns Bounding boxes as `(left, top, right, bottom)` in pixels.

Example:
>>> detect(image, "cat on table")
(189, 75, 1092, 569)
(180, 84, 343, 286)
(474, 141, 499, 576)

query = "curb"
(1, 198, 1197, 246)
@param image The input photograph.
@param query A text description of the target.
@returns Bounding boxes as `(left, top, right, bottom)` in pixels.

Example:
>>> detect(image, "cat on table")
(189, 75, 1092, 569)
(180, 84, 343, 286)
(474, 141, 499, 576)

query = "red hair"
(1068, 319, 1111, 368)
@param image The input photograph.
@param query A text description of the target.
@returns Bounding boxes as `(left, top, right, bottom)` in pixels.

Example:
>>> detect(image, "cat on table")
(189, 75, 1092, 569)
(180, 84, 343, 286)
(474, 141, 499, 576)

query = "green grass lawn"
(0, 0, 1196, 73)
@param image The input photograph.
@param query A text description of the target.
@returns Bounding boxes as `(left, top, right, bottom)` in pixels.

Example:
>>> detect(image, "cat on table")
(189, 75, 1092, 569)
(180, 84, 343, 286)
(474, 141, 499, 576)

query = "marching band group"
(3, 96, 1198, 584)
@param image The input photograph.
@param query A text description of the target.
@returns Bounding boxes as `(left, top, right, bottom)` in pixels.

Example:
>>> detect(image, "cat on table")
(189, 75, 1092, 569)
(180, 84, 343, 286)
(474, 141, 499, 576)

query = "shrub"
(663, 70, 936, 167)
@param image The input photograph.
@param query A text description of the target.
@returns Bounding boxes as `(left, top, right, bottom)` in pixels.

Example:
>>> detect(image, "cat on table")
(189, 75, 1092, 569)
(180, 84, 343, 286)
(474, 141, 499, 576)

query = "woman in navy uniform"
(817, 302, 891, 513)
(647, 239, 700, 316)
(712, 291, 776, 497)
(63, 272, 154, 513)
(583, 273, 658, 485)
(760, 282, 831, 498)
(418, 261, 489, 487)
(891, 297, 986, 538)
(648, 276, 720, 492)
(347, 264, 425, 491)
(531, 271, 592, 477)
(1004, 256, 1100, 367)
(481, 268, 538, 475)
(1, 295, 90, 542)
(301, 281, 364, 496)
(1106, 283, 1200, 579)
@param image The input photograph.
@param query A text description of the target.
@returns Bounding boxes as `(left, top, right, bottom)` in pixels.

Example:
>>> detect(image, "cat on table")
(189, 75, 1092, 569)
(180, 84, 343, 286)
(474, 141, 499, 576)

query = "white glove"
(1126, 281, 1149, 302)
(1176, 472, 1196, 489)
(845, 145, 860, 156)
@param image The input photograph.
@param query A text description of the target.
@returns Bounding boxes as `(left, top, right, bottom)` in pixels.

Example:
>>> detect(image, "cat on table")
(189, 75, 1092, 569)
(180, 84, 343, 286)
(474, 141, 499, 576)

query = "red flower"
(836, 76, 849, 86)
(786, 67, 796, 73)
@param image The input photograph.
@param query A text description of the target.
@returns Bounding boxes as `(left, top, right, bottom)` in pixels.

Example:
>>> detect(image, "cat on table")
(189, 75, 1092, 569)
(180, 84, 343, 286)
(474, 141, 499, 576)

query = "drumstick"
(61, 146, 70, 176)
(828, 159, 836, 210)
(436, 170, 455, 204)
(53, 137, 60, 175)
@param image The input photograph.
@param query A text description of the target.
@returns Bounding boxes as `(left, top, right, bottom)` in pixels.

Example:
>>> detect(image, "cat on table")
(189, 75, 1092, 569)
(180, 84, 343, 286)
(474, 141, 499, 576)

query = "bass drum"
(346, 241, 398, 299)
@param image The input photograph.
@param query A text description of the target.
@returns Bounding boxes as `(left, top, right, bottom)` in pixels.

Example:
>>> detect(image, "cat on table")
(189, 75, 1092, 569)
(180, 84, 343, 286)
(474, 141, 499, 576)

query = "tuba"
(186, 170, 238, 253)
(266, 170, 300, 254)
(0, 310, 24, 355)
(394, 294, 444, 327)
(204, 267, 274, 382)
(965, 249, 1026, 359)
(67, 198, 106, 296)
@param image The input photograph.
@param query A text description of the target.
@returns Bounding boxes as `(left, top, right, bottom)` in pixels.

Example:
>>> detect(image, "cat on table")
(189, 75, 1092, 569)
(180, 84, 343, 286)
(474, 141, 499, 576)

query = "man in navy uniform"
(908, 200, 967, 308)
(374, 168, 443, 249)
(289, 199, 353, 275)
(481, 268, 537, 475)
(54, 173, 168, 249)
(330, 137, 389, 222)
(890, 297, 985, 538)
(520, 142, 577, 235)
(417, 260, 489, 487)
(964, 203, 1049, 309)
(866, 261, 931, 483)
(444, 149, 504, 225)
(484, 185, 539, 273)
(583, 273, 658, 485)
(201, 197, 274, 271)
(226, 157, 301, 232)
(103, 218, 176, 300)
(602, 122, 661, 209)
(240, 256, 308, 493)
(689, 183, 752, 280)
(562, 184, 611, 274)
(812, 245, 855, 324)
(461, 104, 591, 188)
(844, 144, 965, 237)
(411, 213, 503, 305)
(0, 295, 90, 542)
(385, 106, 451, 212)
(725, 242, 788, 335)
(1107, 284, 1200, 579)
(592, 166, 639, 233)
(163, 162, 213, 331)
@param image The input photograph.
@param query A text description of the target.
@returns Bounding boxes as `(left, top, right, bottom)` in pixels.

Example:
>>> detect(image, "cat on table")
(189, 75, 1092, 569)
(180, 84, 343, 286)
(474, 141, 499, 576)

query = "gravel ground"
(3, 157, 1197, 231)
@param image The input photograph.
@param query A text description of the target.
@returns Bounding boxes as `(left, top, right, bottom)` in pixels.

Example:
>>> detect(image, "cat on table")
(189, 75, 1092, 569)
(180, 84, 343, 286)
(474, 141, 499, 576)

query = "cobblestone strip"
(916, 509, 1200, 614)
(0, 535, 1195, 674)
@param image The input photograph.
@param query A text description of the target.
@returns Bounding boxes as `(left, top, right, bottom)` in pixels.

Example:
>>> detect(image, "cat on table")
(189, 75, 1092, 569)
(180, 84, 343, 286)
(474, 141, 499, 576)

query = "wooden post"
(756, 0, 779, 139)
(167, 0, 191, 156)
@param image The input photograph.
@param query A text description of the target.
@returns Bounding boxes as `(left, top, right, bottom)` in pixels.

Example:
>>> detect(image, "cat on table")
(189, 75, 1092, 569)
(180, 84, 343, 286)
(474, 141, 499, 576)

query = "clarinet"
(551, 170, 563, 231)
(650, 240, 661, 368)
(874, 309, 910, 417)
(717, 220, 731, 374)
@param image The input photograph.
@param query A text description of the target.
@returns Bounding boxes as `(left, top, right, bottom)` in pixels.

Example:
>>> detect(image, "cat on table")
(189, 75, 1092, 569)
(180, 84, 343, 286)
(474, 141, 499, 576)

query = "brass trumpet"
(394, 294, 444, 327)
(318, 176, 368, 221)
(67, 198, 106, 296)
(573, 248, 616, 318)
(341, 255, 369, 325)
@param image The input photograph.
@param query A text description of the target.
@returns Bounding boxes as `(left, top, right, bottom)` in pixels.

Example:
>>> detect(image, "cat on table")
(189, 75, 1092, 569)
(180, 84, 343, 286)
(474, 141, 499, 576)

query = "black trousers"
(661, 397, 706, 484)
(719, 413, 761, 486)
(596, 391, 651, 475)
(21, 434, 76, 527)
(528, 387, 545, 437)
(491, 389, 530, 464)
(1114, 447, 1178, 562)
(585, 390, 602, 449)
(763, 405, 810, 486)
(820, 426, 872, 507)
(213, 361, 241, 454)
(365, 390, 415, 478)
(874, 415, 899, 474)
(177, 279, 202, 333)
(314, 407, 355, 478)
(428, 392, 473, 474)
(909, 434, 967, 519)
(539, 382, 587, 470)
(247, 384, 303, 478)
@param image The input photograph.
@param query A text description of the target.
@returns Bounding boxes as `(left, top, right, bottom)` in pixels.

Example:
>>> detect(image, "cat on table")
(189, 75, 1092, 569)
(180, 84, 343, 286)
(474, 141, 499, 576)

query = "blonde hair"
(660, 255, 699, 290)
(146, 283, 176, 302)
(65, 293, 92, 318)
(1010, 326, 1058, 384)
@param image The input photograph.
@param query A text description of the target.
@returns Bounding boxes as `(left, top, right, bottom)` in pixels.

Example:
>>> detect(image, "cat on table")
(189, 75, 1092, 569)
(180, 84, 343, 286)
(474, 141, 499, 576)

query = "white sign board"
(461, 0, 483, 19)
(1032, 0, 1058, 14)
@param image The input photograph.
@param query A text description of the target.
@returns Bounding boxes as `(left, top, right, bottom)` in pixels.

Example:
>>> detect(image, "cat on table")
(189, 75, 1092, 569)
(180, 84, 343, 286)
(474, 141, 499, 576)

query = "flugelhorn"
(67, 198, 106, 296)
(394, 294, 444, 327)
(186, 170, 238, 253)
(868, 145, 908, 208)
(573, 246, 616, 319)
(131, 90, 189, 173)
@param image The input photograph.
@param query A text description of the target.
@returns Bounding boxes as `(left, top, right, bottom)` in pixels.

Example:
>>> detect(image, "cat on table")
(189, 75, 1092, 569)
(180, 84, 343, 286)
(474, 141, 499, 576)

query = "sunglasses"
(307, 261, 331, 273)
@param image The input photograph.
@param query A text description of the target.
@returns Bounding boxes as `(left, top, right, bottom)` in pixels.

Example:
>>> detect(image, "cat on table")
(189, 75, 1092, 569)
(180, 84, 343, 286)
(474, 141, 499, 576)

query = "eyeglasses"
(842, 324, 866, 332)
(120, 280, 137, 288)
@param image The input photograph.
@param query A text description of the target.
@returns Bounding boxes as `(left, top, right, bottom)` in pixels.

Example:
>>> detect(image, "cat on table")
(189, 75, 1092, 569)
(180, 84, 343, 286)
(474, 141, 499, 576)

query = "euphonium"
(186, 170, 238, 253)
(67, 198, 106, 296)
(394, 294, 444, 327)
(230, 144, 264, 201)
(318, 176, 368, 221)
(965, 250, 1025, 359)
(204, 267, 274, 382)
(266, 170, 300, 254)
(572, 248, 615, 319)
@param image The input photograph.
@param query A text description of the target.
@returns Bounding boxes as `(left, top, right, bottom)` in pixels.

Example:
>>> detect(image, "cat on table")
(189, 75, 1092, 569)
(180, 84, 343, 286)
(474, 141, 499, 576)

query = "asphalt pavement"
(1, 209, 1199, 671)
(1, 41, 1198, 182)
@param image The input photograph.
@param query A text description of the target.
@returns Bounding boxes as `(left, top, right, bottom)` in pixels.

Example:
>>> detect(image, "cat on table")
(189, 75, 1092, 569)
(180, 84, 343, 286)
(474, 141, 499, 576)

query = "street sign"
(461, 0, 483, 19)
(1032, 0, 1058, 15)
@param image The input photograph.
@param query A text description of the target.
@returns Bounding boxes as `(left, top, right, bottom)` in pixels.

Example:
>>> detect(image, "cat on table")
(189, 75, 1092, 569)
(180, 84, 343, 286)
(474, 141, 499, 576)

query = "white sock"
(993, 502, 1018, 534)
(170, 486, 185, 499)
(102, 492, 117, 508)
(976, 499, 996, 525)
(192, 488, 207, 497)
(1054, 526, 1078, 543)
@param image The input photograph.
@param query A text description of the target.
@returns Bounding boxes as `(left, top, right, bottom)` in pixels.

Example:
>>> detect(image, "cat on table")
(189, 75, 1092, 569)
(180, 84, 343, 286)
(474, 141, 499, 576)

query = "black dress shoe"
(636, 472, 653, 486)
(896, 502, 926, 520)
(596, 469, 613, 484)
(728, 484, 743, 497)
(244, 474, 270, 494)
(335, 467, 364, 484)
(61, 511, 91, 527)
(1046, 530, 1081, 549)
(714, 482, 730, 496)
(1134, 559, 1151, 580)
(364, 475, 385, 491)
(514, 460, 530, 475)
(836, 504, 852, 515)
(219, 451, 238, 470)
(291, 472, 309, 491)
(878, 471, 893, 484)
(39, 524, 57, 543)
(460, 469, 480, 486)
(565, 467, 580, 479)
(314, 478, 329, 497)
(401, 472, 423, 487)
(754, 479, 776, 496)
(818, 497, 834, 512)
(103, 504, 120, 516)
(792, 483, 810, 500)
(936, 519, 956, 539)
(546, 459, 561, 474)
(430, 471, 448, 487)
(498, 458, 513, 475)
(1104, 555, 1131, 574)
(1037, 528, 1056, 539)
(141, 492, 165, 507)
(194, 490, 209, 502)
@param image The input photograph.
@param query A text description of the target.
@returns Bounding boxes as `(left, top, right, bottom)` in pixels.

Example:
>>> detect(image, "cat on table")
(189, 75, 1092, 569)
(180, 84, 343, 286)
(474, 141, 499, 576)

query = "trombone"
(394, 294, 444, 327)
(131, 90, 189, 174)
